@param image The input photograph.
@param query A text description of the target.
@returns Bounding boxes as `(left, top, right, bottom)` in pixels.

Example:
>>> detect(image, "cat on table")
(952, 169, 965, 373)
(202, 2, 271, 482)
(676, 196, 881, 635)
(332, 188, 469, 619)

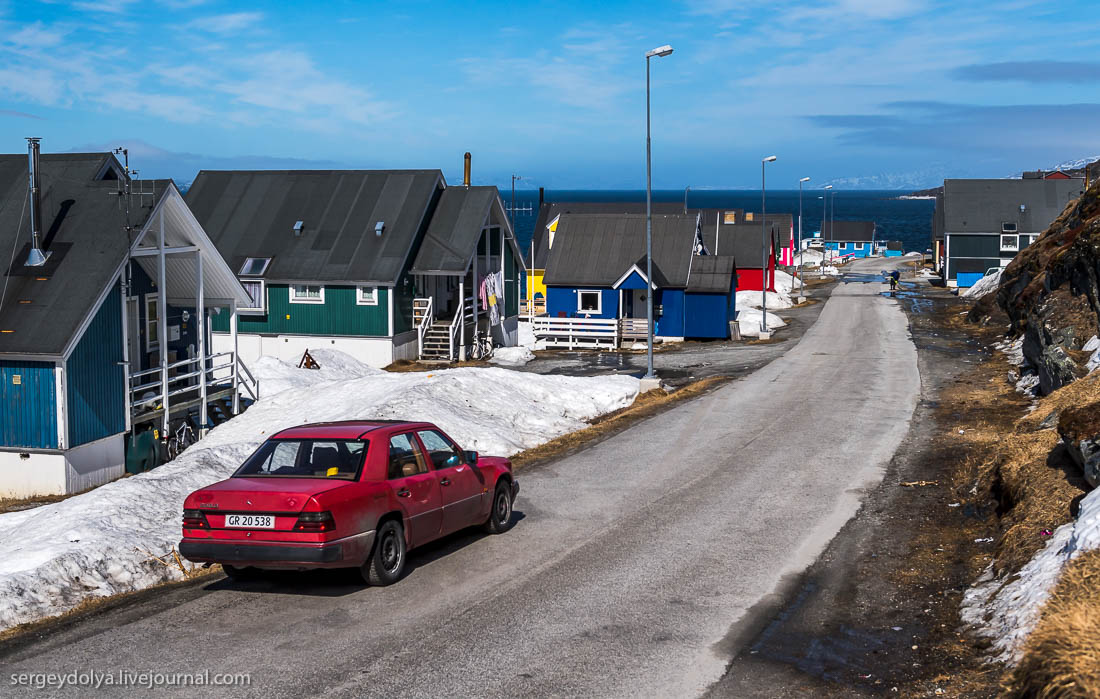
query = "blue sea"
(502, 189, 934, 258)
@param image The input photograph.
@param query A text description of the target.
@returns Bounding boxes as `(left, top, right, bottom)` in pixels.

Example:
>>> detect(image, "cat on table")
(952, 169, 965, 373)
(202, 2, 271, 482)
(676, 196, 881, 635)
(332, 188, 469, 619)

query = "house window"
(577, 290, 602, 315)
(855, 242, 865, 250)
(144, 294, 160, 352)
(239, 257, 271, 276)
(1001, 222, 1018, 234)
(239, 279, 266, 314)
(356, 285, 379, 306)
(289, 284, 324, 304)
(1029, 234, 1040, 245)
(1000, 235, 1019, 252)
(839, 242, 848, 250)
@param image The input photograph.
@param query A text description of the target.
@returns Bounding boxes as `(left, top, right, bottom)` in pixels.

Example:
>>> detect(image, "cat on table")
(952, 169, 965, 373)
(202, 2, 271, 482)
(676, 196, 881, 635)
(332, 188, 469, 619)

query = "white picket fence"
(532, 316, 619, 349)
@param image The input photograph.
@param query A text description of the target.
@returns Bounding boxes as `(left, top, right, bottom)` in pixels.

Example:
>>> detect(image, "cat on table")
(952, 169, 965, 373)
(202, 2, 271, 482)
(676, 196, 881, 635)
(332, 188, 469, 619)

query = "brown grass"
(382, 358, 490, 372)
(509, 376, 728, 469)
(1004, 548, 1100, 698)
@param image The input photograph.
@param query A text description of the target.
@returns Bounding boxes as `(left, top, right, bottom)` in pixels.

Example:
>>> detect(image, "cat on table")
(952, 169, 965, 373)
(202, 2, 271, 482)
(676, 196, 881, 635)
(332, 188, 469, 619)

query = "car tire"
(483, 480, 515, 535)
(363, 519, 406, 586)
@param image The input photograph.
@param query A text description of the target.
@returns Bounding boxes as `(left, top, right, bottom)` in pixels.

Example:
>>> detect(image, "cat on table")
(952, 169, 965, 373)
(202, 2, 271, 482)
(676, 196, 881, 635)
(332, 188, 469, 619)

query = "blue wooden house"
(0, 143, 252, 498)
(537, 214, 736, 347)
(814, 220, 877, 258)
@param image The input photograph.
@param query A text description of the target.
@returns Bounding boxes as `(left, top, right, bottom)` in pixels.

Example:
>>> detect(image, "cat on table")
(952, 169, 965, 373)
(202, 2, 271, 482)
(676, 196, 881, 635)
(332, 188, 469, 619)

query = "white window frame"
(239, 257, 271, 276)
(854, 242, 865, 250)
(1000, 235, 1019, 252)
(1001, 222, 1018, 234)
(289, 284, 325, 304)
(144, 293, 160, 353)
(356, 285, 379, 306)
(1029, 234, 1040, 245)
(577, 289, 602, 315)
(238, 278, 267, 314)
(839, 242, 848, 250)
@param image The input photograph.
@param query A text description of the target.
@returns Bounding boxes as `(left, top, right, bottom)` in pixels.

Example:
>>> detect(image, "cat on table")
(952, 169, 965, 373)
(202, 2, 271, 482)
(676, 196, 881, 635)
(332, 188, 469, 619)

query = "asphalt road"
(0, 257, 920, 698)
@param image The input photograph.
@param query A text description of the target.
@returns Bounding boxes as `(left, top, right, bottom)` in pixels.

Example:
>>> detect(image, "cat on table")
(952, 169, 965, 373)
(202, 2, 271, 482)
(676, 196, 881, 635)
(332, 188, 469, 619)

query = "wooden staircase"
(420, 321, 453, 361)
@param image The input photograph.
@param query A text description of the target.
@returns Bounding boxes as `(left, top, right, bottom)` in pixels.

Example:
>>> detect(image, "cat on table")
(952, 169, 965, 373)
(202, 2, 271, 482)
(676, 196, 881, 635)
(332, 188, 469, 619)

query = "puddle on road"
(841, 273, 887, 284)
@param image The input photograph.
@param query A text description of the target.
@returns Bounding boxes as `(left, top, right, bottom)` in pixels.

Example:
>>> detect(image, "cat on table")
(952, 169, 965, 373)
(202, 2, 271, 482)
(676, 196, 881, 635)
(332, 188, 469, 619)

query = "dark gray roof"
(887, 240, 904, 251)
(542, 214, 698, 288)
(686, 255, 736, 293)
(185, 169, 443, 285)
(713, 223, 779, 268)
(942, 178, 1084, 234)
(410, 186, 496, 274)
(531, 201, 686, 269)
(0, 154, 167, 355)
(820, 220, 875, 241)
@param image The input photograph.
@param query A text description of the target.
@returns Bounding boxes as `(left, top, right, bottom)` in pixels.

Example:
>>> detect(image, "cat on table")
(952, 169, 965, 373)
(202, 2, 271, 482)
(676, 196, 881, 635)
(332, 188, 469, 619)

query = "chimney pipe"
(463, 152, 471, 188)
(25, 138, 48, 267)
(539, 187, 544, 206)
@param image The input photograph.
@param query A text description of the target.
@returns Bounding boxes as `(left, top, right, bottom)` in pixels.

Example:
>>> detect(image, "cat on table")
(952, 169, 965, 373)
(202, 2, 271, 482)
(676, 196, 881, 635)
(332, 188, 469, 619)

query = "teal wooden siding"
(505, 243, 519, 318)
(67, 283, 126, 447)
(211, 284, 390, 336)
(392, 272, 415, 335)
(0, 360, 57, 449)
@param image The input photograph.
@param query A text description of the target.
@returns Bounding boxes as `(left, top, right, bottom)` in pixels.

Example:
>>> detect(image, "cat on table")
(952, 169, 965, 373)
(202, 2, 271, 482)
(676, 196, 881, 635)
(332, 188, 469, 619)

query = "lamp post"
(760, 155, 777, 335)
(644, 43, 673, 381)
(797, 176, 810, 303)
(822, 184, 833, 264)
(683, 185, 690, 214)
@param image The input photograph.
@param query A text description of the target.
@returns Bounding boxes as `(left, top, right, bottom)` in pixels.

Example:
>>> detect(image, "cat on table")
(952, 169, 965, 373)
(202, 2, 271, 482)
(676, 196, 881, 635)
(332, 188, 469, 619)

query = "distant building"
(935, 178, 1085, 287)
(884, 241, 904, 258)
(813, 220, 877, 259)
(711, 219, 783, 292)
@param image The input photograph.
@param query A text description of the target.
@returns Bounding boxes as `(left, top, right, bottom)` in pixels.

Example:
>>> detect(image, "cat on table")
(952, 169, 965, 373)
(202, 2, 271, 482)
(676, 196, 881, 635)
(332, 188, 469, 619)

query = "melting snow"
(0, 349, 638, 632)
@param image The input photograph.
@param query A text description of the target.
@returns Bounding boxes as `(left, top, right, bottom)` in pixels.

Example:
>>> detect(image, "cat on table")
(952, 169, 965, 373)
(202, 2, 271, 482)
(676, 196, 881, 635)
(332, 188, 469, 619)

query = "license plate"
(224, 514, 275, 529)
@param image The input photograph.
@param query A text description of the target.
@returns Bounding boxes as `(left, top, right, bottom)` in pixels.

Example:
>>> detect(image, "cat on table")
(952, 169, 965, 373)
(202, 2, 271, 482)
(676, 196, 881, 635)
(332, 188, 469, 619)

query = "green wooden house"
(185, 169, 525, 365)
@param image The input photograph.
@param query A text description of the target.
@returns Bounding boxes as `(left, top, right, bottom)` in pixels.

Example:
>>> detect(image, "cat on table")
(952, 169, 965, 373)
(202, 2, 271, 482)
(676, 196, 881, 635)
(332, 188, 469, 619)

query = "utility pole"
(644, 44, 674, 382)
(797, 176, 810, 303)
(760, 156, 777, 337)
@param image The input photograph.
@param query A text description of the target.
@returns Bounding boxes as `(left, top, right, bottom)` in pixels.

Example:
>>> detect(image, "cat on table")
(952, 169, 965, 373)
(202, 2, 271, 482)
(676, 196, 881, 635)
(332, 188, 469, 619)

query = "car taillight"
(183, 509, 209, 529)
(293, 511, 335, 532)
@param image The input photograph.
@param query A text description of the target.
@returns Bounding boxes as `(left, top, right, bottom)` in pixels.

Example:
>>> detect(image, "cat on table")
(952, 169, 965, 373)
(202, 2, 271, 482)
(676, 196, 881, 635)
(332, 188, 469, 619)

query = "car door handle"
(440, 478, 451, 486)
(397, 488, 411, 498)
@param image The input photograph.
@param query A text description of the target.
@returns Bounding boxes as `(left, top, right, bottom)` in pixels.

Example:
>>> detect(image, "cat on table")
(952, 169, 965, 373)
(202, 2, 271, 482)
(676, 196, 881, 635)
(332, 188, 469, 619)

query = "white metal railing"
(533, 316, 619, 349)
(129, 352, 259, 417)
(448, 296, 476, 360)
(414, 297, 433, 359)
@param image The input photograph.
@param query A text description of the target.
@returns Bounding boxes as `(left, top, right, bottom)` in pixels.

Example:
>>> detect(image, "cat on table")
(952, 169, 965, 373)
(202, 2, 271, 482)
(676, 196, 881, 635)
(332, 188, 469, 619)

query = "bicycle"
(165, 417, 197, 461)
(468, 330, 495, 361)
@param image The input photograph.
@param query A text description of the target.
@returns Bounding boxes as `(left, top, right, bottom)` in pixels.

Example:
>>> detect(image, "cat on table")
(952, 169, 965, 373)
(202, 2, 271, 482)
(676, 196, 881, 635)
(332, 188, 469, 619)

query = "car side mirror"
(464, 450, 478, 465)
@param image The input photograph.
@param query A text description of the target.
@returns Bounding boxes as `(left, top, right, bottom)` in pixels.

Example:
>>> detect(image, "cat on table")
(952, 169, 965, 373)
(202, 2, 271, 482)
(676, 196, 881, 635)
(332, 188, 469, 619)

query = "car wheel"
(363, 519, 406, 586)
(483, 481, 515, 534)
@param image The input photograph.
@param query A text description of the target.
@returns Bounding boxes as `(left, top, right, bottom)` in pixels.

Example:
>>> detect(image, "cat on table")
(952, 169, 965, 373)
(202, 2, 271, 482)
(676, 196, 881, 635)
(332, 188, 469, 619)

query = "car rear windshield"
(233, 439, 368, 480)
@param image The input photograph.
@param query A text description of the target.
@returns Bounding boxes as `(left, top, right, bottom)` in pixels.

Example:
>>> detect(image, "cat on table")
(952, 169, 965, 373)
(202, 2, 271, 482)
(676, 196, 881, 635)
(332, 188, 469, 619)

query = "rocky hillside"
(971, 181, 1100, 394)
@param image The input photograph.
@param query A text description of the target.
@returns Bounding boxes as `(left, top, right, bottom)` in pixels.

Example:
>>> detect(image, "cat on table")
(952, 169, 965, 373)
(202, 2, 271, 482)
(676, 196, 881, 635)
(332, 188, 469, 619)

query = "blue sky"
(0, 0, 1097, 189)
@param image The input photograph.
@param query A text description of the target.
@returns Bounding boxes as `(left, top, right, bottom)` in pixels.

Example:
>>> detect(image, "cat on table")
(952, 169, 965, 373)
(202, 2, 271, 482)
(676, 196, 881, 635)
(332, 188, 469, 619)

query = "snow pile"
(0, 351, 638, 632)
(517, 320, 545, 351)
(794, 249, 824, 267)
(961, 486, 1100, 664)
(736, 289, 792, 311)
(918, 268, 939, 278)
(962, 269, 1002, 299)
(490, 346, 534, 366)
(252, 348, 383, 395)
(821, 265, 840, 276)
(736, 308, 785, 338)
(1084, 335, 1100, 373)
(773, 270, 797, 295)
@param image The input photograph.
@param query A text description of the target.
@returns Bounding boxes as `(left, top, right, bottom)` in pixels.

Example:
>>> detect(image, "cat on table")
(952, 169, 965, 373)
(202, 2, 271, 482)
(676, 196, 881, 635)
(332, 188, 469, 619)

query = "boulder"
(1058, 404, 1100, 488)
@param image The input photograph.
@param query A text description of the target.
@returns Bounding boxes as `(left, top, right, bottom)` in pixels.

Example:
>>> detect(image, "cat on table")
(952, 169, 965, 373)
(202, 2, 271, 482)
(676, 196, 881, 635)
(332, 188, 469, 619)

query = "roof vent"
(293, 220, 304, 236)
(375, 221, 384, 237)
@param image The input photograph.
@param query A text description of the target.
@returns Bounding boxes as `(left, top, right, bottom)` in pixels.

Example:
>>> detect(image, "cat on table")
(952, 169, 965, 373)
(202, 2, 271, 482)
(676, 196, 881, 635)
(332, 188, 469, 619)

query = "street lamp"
(760, 155, 777, 335)
(797, 176, 810, 303)
(683, 185, 690, 214)
(822, 184, 833, 264)
(644, 43, 673, 381)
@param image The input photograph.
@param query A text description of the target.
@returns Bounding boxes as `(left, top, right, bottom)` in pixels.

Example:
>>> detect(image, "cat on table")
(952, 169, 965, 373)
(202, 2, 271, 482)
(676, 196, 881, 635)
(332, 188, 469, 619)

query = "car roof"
(271, 420, 437, 440)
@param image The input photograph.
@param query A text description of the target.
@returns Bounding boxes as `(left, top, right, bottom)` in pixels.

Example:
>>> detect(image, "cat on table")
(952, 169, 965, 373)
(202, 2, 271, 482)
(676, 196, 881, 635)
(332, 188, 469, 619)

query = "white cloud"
(185, 11, 263, 34)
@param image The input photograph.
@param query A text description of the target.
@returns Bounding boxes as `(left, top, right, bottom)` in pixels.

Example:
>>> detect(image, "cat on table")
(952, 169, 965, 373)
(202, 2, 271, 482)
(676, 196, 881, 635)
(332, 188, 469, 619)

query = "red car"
(179, 420, 518, 585)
